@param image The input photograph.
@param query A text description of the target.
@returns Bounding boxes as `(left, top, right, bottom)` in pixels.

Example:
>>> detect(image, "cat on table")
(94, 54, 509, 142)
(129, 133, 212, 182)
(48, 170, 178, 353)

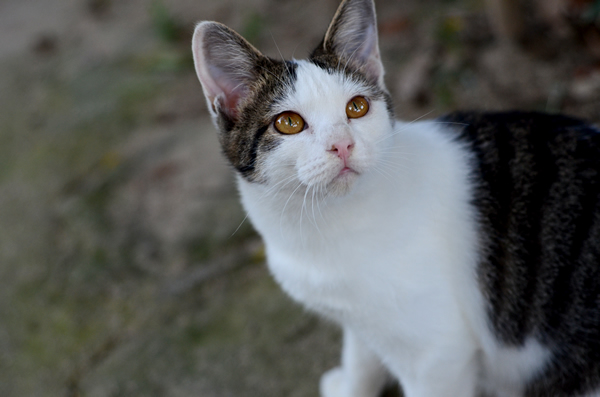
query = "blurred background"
(0, 0, 599, 396)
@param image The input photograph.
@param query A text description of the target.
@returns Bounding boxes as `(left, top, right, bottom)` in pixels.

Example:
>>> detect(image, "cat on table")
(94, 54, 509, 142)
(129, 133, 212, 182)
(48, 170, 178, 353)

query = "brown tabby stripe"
(215, 59, 297, 182)
(442, 111, 600, 396)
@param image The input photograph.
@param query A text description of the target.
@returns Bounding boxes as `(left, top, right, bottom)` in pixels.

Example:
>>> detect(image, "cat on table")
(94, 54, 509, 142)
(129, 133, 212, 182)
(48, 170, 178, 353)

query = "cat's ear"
(192, 22, 264, 121)
(317, 0, 384, 87)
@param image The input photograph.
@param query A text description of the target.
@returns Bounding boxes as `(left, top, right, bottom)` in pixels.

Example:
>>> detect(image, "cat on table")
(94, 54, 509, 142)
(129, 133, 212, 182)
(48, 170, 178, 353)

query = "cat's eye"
(274, 111, 305, 134)
(346, 96, 369, 119)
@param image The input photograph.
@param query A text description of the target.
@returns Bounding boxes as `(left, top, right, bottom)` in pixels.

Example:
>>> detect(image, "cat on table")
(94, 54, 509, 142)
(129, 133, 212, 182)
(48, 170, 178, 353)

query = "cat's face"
(260, 61, 393, 196)
(192, 0, 393, 196)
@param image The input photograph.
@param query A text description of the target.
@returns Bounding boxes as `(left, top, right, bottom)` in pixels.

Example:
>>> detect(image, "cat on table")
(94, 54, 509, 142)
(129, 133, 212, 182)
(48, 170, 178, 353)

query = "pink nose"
(329, 140, 354, 163)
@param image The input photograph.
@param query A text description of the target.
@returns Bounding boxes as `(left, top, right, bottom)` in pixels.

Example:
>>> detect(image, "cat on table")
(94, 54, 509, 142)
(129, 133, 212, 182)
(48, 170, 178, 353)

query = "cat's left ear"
(192, 21, 265, 122)
(315, 0, 385, 87)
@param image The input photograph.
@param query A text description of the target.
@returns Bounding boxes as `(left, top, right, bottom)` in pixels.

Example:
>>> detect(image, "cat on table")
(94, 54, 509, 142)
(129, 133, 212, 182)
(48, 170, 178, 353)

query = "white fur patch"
(481, 338, 552, 396)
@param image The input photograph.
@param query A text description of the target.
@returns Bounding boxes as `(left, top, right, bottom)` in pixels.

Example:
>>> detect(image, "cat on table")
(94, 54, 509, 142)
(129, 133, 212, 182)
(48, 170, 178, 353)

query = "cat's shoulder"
(438, 110, 598, 138)
(436, 111, 600, 159)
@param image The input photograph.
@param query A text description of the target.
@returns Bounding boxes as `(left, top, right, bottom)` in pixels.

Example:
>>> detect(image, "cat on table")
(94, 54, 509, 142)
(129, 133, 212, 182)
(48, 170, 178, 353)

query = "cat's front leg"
(392, 342, 479, 397)
(320, 328, 389, 397)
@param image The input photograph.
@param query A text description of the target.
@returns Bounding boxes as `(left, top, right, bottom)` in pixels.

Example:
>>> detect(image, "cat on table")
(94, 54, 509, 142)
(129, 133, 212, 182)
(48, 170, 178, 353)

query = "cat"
(191, 0, 600, 395)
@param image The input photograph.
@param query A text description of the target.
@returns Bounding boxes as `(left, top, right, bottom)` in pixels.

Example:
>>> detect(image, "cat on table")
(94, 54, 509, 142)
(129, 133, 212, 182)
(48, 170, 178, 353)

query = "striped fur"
(443, 111, 600, 396)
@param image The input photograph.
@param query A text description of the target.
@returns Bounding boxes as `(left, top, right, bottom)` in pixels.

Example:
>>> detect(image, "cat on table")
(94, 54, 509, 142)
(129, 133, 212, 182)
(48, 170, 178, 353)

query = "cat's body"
(192, 0, 600, 396)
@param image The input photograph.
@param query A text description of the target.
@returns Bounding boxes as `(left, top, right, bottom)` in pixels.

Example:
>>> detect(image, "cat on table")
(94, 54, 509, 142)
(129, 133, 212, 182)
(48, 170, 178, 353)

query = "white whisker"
(429, 121, 470, 127)
(376, 110, 435, 144)
(343, 44, 363, 75)
(257, 64, 288, 86)
(270, 30, 292, 77)
(299, 184, 312, 245)
(371, 166, 395, 182)
(230, 213, 250, 237)
(376, 159, 412, 176)
(377, 157, 411, 167)
(291, 39, 307, 61)
(378, 150, 416, 156)
(310, 185, 318, 226)
(262, 174, 297, 198)
(280, 182, 304, 237)
(316, 183, 327, 224)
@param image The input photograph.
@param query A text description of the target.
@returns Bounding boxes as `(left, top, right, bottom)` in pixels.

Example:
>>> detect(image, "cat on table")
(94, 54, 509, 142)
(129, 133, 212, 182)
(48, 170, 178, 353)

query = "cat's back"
(443, 111, 600, 396)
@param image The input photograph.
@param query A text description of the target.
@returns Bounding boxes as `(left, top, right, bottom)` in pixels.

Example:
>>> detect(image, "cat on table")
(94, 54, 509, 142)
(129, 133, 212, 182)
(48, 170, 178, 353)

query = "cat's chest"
(266, 244, 377, 318)
(263, 234, 453, 324)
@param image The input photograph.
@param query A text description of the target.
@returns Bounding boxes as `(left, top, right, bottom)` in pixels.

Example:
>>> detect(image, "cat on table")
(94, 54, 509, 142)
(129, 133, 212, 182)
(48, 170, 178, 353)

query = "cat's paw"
(320, 367, 348, 397)
(320, 367, 381, 397)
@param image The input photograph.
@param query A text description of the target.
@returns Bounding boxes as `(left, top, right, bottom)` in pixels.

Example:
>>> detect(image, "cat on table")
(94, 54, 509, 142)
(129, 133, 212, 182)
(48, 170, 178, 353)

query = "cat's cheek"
(296, 156, 341, 187)
(260, 146, 301, 185)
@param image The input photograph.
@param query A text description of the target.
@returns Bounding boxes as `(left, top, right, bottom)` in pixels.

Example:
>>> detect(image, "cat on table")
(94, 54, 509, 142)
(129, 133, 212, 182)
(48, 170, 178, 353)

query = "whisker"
(378, 146, 417, 157)
(377, 163, 410, 178)
(299, 184, 312, 244)
(429, 121, 470, 127)
(377, 153, 414, 171)
(257, 64, 287, 86)
(316, 183, 327, 224)
(269, 30, 291, 77)
(280, 182, 304, 236)
(310, 185, 318, 226)
(337, 41, 352, 71)
(376, 159, 413, 175)
(376, 110, 436, 144)
(262, 174, 297, 198)
(310, 185, 326, 238)
(378, 150, 416, 156)
(291, 38, 307, 61)
(377, 157, 411, 167)
(343, 45, 362, 75)
(375, 162, 409, 186)
(371, 166, 394, 182)
(230, 213, 250, 237)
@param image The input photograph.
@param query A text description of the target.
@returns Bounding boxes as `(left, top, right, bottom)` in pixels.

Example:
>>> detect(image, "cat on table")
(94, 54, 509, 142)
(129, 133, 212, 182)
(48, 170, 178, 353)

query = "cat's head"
(192, 0, 394, 196)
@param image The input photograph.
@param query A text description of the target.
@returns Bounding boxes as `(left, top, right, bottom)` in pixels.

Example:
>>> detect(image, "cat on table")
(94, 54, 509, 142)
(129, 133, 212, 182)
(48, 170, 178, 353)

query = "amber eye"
(346, 96, 369, 119)
(274, 111, 305, 134)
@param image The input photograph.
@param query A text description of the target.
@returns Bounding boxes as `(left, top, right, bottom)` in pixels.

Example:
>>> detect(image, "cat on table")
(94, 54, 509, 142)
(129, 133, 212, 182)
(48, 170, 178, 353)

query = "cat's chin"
(325, 169, 359, 197)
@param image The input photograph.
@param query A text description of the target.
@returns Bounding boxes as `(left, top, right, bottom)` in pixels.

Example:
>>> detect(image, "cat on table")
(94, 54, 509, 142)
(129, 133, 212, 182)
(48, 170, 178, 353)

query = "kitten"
(191, 0, 600, 396)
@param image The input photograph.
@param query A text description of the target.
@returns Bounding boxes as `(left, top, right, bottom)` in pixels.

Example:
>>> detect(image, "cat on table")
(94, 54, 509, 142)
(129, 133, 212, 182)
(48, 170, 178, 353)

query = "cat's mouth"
(338, 166, 357, 177)
(325, 165, 359, 196)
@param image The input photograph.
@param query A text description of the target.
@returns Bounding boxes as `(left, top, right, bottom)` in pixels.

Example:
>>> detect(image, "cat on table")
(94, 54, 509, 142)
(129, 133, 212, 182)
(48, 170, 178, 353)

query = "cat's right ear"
(315, 0, 385, 88)
(192, 22, 263, 122)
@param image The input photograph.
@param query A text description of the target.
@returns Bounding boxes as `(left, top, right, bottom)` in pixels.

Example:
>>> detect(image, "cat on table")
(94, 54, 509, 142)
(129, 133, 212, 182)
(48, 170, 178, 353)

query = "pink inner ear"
(217, 90, 244, 119)
(206, 63, 249, 119)
(193, 22, 268, 122)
